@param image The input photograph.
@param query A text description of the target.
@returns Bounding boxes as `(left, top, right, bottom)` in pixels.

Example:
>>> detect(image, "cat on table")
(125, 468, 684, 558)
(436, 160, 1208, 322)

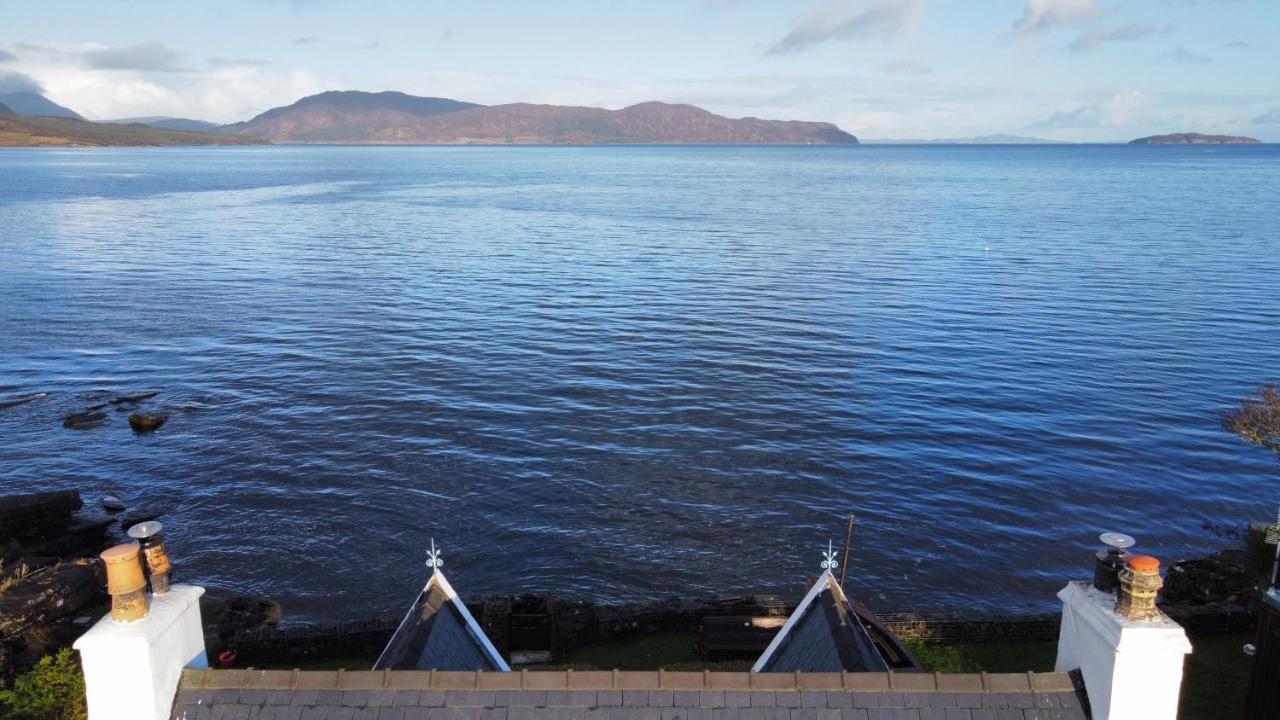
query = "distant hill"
(0, 102, 12, 115)
(1130, 132, 1261, 145)
(0, 115, 266, 147)
(108, 116, 221, 132)
(222, 90, 858, 145)
(0, 91, 85, 119)
(863, 134, 1065, 145)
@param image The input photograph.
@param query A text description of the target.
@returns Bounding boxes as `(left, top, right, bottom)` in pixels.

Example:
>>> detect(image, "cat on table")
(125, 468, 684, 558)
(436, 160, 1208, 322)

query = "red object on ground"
(217, 650, 237, 668)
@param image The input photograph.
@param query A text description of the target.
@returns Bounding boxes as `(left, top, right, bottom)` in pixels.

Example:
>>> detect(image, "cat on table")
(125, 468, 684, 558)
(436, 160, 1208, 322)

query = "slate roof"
(172, 668, 1090, 720)
(754, 573, 889, 673)
(373, 568, 509, 672)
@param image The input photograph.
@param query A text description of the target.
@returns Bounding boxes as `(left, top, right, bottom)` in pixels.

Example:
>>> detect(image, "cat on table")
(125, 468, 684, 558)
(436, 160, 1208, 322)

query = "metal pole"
(839, 513, 856, 588)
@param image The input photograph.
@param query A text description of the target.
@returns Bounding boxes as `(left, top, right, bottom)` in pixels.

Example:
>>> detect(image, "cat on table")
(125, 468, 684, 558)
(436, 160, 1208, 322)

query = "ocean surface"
(1, 144, 1278, 623)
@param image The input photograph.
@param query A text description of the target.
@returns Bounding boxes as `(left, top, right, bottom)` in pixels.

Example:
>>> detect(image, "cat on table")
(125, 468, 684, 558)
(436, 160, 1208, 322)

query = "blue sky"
(1, 0, 1277, 140)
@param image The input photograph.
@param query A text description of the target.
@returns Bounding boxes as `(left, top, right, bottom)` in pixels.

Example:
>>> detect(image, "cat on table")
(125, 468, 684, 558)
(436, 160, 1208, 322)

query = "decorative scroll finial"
(426, 538, 444, 571)
(820, 539, 838, 572)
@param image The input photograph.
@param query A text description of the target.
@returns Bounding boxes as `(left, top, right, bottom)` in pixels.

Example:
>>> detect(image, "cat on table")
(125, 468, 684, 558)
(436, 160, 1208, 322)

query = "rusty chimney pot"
(100, 542, 148, 623)
(1116, 554, 1163, 621)
(127, 521, 171, 595)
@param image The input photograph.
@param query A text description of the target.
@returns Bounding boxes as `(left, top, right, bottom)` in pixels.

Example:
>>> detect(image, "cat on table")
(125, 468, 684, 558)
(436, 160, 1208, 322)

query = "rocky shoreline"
(2, 485, 1274, 680)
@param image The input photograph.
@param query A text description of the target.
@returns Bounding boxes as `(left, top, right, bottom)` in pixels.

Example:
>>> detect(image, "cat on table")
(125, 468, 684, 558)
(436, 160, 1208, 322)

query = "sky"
(0, 0, 1277, 141)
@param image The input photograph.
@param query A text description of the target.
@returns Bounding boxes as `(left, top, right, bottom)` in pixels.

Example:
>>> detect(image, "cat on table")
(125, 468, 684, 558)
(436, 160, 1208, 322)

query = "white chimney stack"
(1055, 578, 1191, 720)
(74, 584, 208, 720)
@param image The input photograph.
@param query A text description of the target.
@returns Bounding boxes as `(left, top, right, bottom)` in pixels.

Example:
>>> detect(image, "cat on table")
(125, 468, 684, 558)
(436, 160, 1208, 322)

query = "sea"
(1, 144, 1277, 623)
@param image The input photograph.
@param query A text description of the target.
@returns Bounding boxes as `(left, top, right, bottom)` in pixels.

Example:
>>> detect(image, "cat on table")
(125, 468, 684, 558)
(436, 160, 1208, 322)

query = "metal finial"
(820, 539, 838, 572)
(426, 538, 444, 570)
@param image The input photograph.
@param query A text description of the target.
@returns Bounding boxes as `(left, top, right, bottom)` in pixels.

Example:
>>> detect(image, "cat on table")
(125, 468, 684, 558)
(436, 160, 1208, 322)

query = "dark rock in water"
(0, 491, 83, 539)
(128, 412, 167, 433)
(0, 392, 47, 411)
(1162, 548, 1258, 605)
(62, 410, 107, 429)
(216, 596, 283, 640)
(101, 495, 125, 512)
(110, 391, 159, 405)
(119, 506, 168, 530)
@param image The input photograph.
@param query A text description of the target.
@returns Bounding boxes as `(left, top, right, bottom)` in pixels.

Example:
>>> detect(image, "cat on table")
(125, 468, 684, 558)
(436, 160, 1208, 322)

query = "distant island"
(220, 91, 859, 145)
(1129, 132, 1261, 145)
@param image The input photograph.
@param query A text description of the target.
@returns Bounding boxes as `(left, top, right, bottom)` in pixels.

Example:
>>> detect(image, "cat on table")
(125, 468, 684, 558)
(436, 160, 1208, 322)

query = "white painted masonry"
(1055, 581, 1192, 720)
(74, 584, 208, 720)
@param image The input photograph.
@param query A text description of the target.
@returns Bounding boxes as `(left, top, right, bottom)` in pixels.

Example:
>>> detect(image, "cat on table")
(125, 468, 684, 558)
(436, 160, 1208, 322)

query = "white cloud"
(1030, 88, 1152, 129)
(1013, 0, 1102, 35)
(2, 42, 327, 122)
(766, 0, 925, 56)
(0, 70, 43, 94)
(1068, 22, 1161, 53)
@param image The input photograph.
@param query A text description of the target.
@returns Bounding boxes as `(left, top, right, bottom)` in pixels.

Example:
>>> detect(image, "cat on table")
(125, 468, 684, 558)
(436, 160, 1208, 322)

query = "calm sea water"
(1, 145, 1277, 622)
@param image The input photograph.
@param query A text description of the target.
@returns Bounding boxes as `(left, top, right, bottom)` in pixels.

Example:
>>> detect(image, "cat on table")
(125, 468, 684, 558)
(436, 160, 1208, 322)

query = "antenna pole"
(839, 513, 856, 588)
(1271, 504, 1280, 590)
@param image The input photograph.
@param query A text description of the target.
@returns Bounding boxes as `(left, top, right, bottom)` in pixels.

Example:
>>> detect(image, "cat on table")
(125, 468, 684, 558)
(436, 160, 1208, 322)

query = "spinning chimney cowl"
(128, 521, 171, 595)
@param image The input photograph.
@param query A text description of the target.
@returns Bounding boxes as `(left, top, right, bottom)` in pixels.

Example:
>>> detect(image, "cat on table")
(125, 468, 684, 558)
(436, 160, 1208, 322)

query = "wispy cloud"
(1030, 88, 1150, 129)
(82, 42, 188, 72)
(0, 49, 16, 64)
(766, 0, 925, 56)
(1068, 22, 1160, 53)
(440, 27, 454, 42)
(1159, 47, 1211, 64)
(1254, 108, 1280, 124)
(0, 70, 43, 94)
(1012, 0, 1102, 35)
(1222, 40, 1250, 49)
(293, 37, 318, 46)
(879, 59, 931, 75)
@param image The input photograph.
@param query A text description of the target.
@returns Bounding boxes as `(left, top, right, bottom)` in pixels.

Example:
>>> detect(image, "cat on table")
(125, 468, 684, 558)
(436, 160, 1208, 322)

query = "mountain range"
(0, 89, 858, 146)
(106, 116, 221, 132)
(220, 91, 858, 145)
(0, 89, 1269, 147)
(0, 91, 84, 120)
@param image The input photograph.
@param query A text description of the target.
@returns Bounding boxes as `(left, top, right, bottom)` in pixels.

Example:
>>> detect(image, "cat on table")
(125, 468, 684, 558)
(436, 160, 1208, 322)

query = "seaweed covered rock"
(127, 412, 166, 433)
(1162, 548, 1258, 605)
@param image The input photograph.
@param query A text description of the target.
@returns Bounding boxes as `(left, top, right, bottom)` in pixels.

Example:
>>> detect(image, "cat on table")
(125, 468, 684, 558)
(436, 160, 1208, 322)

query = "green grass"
(905, 639, 1057, 674)
(907, 632, 1254, 720)
(1179, 632, 1252, 720)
